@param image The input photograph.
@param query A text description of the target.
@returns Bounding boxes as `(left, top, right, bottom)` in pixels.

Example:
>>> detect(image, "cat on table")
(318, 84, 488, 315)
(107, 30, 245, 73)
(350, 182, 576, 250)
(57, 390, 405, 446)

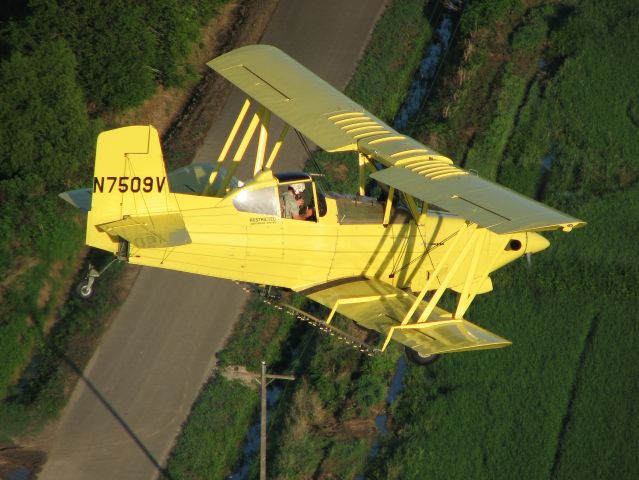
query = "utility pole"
(222, 361, 294, 480)
(261, 361, 267, 480)
(257, 360, 294, 480)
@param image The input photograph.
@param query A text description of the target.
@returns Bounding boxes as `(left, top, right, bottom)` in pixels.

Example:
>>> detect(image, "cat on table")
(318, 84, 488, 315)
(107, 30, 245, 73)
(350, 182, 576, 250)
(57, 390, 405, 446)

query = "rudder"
(87, 126, 185, 253)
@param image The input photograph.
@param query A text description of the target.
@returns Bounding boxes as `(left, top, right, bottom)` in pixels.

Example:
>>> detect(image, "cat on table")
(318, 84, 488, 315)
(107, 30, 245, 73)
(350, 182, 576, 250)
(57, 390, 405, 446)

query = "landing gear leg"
(404, 346, 440, 366)
(74, 257, 119, 300)
(74, 241, 129, 300)
(75, 265, 99, 299)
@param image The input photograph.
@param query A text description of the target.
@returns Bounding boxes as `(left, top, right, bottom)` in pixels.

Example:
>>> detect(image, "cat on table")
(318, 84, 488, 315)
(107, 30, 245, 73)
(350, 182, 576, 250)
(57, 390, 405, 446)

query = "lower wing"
(299, 278, 511, 356)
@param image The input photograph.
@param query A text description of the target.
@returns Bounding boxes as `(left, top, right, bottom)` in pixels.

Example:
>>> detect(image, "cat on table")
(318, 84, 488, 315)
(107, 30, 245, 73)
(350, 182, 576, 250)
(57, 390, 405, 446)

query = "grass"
(166, 1, 434, 477)
(0, 250, 127, 441)
(362, 0, 639, 478)
(0, 206, 85, 399)
(0, 1, 235, 442)
(549, 189, 639, 479)
(463, 65, 530, 178)
(165, 294, 303, 478)
(165, 375, 258, 479)
(0, 206, 86, 439)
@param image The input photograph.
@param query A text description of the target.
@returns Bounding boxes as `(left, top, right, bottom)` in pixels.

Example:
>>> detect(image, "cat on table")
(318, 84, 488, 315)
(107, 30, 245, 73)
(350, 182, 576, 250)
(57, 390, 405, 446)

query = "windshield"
(233, 186, 279, 215)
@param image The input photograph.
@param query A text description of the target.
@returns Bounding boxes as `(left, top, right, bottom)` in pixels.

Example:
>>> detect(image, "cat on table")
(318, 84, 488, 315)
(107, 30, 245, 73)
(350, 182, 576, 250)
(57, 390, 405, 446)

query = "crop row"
(367, 0, 639, 478)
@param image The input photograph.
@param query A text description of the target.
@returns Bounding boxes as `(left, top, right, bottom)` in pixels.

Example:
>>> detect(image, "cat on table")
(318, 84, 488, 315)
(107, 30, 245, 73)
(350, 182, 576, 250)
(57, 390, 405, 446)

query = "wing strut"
(265, 123, 290, 169)
(383, 186, 395, 227)
(217, 107, 262, 195)
(379, 222, 502, 352)
(204, 96, 292, 195)
(204, 97, 252, 195)
(454, 231, 507, 318)
(357, 153, 377, 195)
(254, 108, 271, 175)
(324, 290, 411, 326)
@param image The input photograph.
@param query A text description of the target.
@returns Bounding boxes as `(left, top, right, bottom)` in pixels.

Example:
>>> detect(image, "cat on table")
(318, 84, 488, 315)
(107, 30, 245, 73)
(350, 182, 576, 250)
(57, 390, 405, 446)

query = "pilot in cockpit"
(281, 183, 314, 220)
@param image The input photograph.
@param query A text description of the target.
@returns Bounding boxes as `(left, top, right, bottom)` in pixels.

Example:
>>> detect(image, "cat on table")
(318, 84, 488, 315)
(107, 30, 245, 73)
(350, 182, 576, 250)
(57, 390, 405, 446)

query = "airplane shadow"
(12, 253, 176, 479)
(59, 352, 176, 480)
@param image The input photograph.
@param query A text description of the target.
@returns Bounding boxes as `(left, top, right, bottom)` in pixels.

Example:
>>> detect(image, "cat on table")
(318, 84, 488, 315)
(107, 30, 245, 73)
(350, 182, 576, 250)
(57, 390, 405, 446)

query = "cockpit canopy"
(226, 171, 326, 220)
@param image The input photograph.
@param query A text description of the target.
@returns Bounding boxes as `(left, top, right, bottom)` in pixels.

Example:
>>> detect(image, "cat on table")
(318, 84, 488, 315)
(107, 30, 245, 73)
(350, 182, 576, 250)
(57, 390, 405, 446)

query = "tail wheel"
(75, 280, 94, 300)
(404, 346, 440, 366)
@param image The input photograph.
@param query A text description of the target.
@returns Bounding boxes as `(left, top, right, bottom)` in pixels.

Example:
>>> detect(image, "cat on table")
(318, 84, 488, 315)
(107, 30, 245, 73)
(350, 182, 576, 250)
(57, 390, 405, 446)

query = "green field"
(365, 0, 639, 478)
(0, 0, 231, 440)
(171, 0, 639, 478)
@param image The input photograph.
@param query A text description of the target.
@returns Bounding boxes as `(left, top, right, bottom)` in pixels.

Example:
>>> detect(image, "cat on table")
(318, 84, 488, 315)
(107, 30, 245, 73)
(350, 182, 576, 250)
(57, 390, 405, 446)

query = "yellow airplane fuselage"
(69, 121, 572, 359)
(113, 179, 544, 295)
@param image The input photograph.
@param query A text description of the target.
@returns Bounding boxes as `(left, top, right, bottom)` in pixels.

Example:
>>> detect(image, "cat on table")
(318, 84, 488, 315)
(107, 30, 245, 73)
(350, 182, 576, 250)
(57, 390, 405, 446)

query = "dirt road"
(39, 1, 387, 478)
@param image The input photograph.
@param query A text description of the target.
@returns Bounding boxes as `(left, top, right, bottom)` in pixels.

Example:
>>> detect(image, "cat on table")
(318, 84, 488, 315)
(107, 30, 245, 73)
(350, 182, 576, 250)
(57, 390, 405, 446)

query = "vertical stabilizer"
(86, 126, 182, 253)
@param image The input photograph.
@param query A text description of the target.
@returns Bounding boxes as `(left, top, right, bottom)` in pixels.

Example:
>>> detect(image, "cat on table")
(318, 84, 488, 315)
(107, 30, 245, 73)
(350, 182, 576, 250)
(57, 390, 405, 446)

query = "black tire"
(75, 280, 94, 300)
(404, 346, 440, 366)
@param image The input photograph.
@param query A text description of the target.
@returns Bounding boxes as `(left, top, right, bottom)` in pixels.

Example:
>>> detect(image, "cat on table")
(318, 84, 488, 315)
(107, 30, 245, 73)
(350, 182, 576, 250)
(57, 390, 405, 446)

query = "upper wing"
(208, 45, 382, 152)
(301, 278, 511, 356)
(207, 45, 448, 159)
(208, 45, 585, 234)
(370, 166, 584, 234)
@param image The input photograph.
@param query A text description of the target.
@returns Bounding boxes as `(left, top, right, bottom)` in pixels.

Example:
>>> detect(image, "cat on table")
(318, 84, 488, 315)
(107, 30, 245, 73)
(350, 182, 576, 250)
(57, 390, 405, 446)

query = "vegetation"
(170, 0, 639, 478)
(166, 295, 300, 479)
(166, 1, 433, 477)
(0, 257, 126, 441)
(0, 0, 231, 439)
(362, 0, 639, 478)
(267, 340, 401, 479)
(3, 0, 226, 111)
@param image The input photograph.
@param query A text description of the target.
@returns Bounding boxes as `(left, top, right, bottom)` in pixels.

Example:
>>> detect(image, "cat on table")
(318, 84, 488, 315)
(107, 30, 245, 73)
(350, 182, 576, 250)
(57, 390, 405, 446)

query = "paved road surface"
(40, 1, 387, 478)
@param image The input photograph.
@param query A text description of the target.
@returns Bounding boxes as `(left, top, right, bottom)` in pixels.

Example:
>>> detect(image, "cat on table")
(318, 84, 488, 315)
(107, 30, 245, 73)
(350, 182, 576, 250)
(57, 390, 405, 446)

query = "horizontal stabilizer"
(59, 188, 92, 212)
(97, 213, 191, 248)
(303, 278, 511, 356)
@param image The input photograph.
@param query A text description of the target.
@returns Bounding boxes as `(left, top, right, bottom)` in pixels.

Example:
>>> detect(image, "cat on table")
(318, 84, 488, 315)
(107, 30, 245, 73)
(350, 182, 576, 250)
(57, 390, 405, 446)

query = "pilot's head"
(289, 183, 306, 203)
(290, 183, 305, 195)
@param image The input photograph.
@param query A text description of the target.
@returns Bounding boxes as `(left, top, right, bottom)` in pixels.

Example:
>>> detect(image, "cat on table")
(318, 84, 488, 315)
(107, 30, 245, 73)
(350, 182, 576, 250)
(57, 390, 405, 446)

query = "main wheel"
(75, 280, 94, 300)
(404, 346, 440, 366)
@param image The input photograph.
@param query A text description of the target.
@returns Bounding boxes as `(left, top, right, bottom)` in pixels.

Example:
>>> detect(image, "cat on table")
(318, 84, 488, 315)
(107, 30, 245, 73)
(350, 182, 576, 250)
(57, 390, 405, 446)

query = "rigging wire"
(390, 5, 465, 259)
(389, 227, 462, 278)
(294, 128, 332, 193)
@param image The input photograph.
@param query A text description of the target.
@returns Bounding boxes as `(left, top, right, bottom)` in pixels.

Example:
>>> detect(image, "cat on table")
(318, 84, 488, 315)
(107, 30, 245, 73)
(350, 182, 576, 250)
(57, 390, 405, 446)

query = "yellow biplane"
(61, 45, 585, 365)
